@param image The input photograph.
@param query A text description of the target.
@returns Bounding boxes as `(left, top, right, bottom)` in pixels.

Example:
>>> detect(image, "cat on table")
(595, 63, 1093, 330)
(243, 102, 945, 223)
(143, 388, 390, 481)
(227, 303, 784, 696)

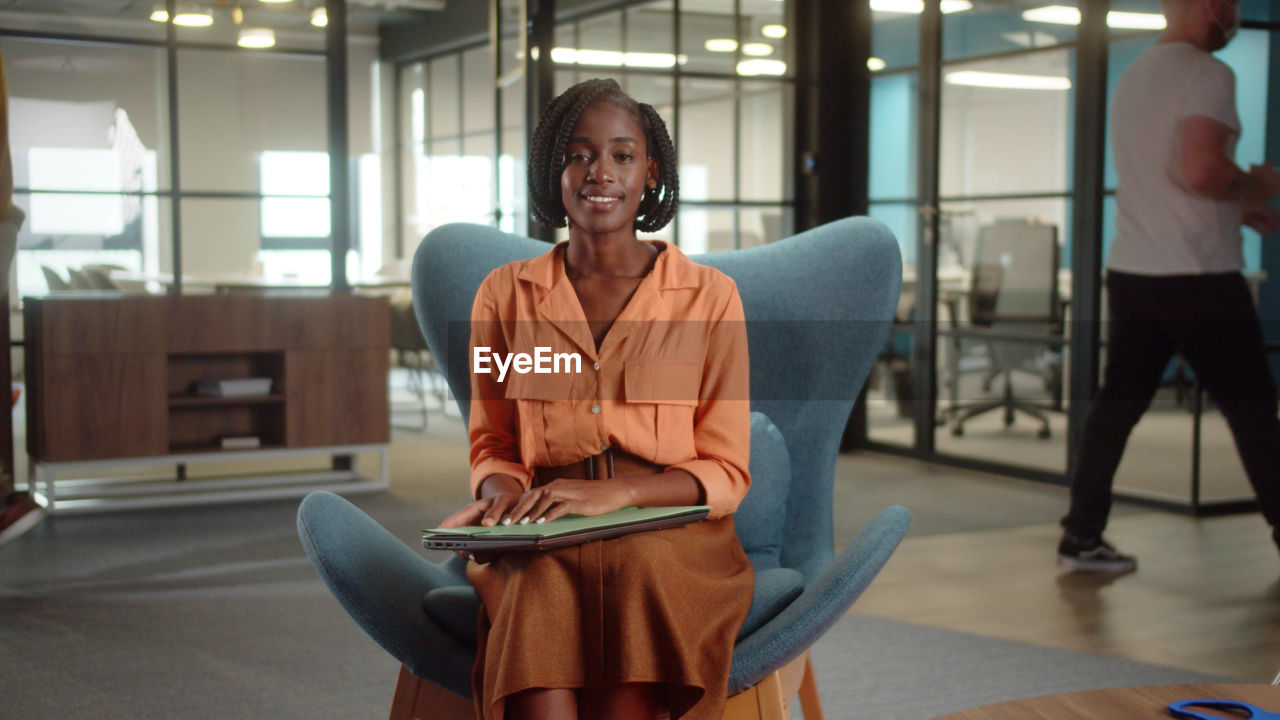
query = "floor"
(12, 370, 1280, 688)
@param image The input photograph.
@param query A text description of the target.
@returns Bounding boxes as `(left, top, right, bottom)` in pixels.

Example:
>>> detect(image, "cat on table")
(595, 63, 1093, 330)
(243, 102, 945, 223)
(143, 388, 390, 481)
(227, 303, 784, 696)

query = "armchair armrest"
(727, 505, 910, 693)
(297, 491, 475, 696)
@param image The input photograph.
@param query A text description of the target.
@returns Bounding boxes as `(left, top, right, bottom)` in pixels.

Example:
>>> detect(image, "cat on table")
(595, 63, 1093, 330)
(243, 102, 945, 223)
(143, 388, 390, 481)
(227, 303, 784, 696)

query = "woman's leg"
(579, 683, 664, 720)
(505, 688, 577, 720)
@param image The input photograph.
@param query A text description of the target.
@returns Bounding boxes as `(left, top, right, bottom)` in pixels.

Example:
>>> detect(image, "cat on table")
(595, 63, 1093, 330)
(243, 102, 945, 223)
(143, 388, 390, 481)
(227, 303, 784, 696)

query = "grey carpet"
(0, 411, 1173, 719)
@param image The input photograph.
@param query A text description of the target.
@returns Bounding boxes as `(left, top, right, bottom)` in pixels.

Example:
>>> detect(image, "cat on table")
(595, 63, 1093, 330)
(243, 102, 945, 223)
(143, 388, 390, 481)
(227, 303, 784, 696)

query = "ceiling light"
(945, 70, 1071, 90)
(623, 51, 680, 68)
(1022, 5, 1080, 23)
(705, 38, 738, 53)
(736, 59, 787, 77)
(259, 0, 292, 3)
(311, 7, 327, 26)
(742, 42, 774, 57)
(575, 49, 624, 65)
(238, 27, 276, 48)
(172, 9, 214, 27)
(761, 24, 787, 39)
(868, 57, 887, 71)
(550, 48, 683, 68)
(1107, 10, 1166, 29)
(871, 0, 972, 13)
(1022, 5, 1167, 30)
(150, 9, 169, 22)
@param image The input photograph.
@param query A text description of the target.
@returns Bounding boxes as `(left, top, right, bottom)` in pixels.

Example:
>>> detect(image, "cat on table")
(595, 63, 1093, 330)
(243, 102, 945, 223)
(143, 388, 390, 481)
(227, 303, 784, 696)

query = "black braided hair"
(528, 78, 679, 233)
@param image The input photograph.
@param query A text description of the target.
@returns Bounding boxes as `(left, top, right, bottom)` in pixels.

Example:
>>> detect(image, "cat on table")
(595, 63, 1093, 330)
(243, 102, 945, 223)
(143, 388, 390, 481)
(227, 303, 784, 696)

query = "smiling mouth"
(582, 195, 622, 204)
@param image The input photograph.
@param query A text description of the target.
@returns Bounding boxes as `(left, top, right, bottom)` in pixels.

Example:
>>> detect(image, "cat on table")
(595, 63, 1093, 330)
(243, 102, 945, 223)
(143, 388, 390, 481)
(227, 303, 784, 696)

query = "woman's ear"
(647, 157, 659, 189)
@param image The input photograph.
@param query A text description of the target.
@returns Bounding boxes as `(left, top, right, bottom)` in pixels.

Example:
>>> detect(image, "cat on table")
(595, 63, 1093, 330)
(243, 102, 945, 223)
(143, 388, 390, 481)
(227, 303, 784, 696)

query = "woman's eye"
(615, 153, 634, 162)
(568, 153, 590, 163)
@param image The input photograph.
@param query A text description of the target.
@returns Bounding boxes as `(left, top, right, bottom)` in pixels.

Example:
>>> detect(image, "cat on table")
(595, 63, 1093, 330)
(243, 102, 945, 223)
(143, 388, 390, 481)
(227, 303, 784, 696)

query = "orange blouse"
(468, 241, 751, 518)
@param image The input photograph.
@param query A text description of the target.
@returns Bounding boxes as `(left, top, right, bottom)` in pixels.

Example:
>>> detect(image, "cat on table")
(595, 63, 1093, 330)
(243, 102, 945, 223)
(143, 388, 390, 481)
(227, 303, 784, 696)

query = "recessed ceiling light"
(1022, 5, 1167, 29)
(871, 0, 972, 13)
(868, 57, 887, 71)
(742, 42, 774, 57)
(150, 9, 169, 22)
(945, 70, 1071, 90)
(705, 38, 738, 53)
(238, 27, 276, 48)
(311, 7, 328, 26)
(761, 24, 787, 39)
(172, 9, 214, 27)
(736, 59, 786, 77)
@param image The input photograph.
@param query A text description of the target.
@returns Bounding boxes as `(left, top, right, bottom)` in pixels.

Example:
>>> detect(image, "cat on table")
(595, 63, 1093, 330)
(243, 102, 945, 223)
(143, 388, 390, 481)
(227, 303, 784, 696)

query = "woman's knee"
(579, 683, 664, 720)
(505, 687, 576, 720)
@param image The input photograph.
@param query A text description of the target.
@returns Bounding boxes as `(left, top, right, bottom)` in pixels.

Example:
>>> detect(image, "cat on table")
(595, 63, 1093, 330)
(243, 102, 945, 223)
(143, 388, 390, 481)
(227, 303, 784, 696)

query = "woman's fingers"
(539, 501, 574, 523)
(525, 493, 560, 524)
(480, 494, 515, 527)
(438, 497, 494, 528)
(504, 488, 544, 525)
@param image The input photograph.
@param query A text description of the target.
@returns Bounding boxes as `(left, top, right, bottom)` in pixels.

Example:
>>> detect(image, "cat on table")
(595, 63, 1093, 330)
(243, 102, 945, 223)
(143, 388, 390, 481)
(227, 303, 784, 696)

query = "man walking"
(1058, 0, 1280, 571)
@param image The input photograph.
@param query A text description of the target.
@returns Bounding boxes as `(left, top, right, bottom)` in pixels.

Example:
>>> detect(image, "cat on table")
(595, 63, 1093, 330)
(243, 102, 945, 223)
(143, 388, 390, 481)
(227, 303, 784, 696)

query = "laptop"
(422, 505, 710, 552)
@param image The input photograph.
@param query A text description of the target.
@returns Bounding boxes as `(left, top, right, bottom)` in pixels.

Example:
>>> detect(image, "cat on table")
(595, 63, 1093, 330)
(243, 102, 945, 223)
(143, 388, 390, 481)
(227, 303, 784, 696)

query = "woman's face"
(560, 100, 658, 237)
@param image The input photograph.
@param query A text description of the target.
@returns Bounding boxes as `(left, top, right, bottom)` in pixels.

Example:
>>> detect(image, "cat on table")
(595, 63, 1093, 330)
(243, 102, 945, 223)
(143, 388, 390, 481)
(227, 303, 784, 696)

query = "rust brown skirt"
(466, 515, 753, 720)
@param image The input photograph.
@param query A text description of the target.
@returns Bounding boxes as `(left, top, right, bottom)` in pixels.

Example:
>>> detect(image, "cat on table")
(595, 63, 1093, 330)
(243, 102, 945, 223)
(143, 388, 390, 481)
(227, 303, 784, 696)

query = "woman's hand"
(438, 493, 524, 529)
(505, 478, 634, 525)
(437, 493, 524, 565)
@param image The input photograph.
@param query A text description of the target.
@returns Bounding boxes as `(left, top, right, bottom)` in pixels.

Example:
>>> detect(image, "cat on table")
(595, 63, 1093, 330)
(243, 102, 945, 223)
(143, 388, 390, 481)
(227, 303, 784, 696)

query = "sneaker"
(0, 492, 46, 548)
(1057, 533, 1137, 573)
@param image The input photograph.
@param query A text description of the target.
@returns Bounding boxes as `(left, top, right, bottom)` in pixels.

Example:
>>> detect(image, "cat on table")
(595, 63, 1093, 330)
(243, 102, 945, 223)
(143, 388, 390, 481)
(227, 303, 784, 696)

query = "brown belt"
(534, 447, 665, 485)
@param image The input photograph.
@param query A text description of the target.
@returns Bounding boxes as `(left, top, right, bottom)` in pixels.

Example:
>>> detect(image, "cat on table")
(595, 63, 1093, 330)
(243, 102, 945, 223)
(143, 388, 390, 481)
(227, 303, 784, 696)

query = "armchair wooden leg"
(388, 666, 474, 720)
(721, 652, 816, 720)
(797, 655, 825, 720)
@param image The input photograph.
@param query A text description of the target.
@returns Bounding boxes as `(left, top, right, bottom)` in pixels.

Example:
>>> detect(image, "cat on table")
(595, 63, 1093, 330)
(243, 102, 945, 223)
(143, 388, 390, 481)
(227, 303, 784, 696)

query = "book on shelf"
(195, 377, 273, 398)
(219, 435, 261, 450)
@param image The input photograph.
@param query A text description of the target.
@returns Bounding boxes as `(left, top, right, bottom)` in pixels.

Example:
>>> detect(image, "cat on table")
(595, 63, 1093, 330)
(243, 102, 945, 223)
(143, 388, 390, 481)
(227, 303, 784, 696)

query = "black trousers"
(1061, 270, 1280, 549)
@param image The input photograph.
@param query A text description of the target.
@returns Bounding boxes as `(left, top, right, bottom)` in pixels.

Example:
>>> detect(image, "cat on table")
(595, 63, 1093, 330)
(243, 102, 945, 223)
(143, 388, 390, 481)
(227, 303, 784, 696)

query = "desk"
(933, 684, 1280, 720)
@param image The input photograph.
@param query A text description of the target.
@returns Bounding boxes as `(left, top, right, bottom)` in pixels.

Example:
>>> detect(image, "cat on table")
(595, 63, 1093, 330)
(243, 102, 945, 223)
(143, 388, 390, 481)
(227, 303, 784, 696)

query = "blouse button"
(590, 404, 601, 414)
(593, 362, 601, 371)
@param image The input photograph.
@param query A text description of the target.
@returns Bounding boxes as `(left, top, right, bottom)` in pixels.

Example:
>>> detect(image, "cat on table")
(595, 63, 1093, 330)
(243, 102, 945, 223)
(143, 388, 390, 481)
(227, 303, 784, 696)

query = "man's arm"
(1178, 115, 1280, 205)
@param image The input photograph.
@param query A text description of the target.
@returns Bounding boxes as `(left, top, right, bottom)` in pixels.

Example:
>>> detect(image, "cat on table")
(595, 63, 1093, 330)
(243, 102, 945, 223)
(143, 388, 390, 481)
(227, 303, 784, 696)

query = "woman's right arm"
(438, 276, 533, 529)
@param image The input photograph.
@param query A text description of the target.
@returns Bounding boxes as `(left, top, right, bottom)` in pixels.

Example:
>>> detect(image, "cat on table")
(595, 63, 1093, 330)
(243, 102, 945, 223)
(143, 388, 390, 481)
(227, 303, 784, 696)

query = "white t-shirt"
(1108, 42, 1242, 276)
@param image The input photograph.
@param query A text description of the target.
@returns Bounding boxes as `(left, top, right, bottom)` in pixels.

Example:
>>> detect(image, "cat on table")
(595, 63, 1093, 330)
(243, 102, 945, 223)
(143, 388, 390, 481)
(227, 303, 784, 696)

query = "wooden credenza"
(23, 294, 391, 513)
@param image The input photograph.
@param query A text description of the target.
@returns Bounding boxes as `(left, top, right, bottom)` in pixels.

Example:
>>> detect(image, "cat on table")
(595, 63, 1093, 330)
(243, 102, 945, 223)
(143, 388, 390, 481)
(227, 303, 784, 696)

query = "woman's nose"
(587, 158, 614, 183)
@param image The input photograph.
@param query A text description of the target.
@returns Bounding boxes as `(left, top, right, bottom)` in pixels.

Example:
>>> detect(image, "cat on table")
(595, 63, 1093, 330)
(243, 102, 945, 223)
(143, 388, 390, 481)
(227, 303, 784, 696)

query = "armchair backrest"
(413, 218, 902, 583)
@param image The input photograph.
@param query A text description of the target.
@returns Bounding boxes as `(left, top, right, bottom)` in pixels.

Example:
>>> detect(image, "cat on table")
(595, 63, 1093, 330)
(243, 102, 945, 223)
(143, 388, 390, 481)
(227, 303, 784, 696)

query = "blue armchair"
(297, 217, 910, 719)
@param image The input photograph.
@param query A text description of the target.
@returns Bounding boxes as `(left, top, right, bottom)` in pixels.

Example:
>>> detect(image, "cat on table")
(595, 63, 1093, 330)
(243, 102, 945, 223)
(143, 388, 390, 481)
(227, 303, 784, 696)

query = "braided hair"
(528, 78, 678, 233)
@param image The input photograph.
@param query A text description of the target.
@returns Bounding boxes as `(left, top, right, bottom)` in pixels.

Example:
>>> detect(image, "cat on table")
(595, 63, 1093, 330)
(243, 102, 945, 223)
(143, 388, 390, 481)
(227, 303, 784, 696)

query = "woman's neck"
(564, 232, 658, 279)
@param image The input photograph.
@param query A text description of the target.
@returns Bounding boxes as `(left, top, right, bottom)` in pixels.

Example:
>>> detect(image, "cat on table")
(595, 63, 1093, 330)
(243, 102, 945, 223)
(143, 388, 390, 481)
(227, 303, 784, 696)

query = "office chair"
(388, 288, 444, 431)
(948, 219, 1064, 439)
(40, 266, 70, 292)
(298, 217, 911, 720)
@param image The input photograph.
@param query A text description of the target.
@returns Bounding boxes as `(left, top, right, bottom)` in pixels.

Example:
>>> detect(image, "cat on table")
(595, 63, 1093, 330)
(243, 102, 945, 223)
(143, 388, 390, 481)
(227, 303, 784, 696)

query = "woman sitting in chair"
(437, 78, 754, 720)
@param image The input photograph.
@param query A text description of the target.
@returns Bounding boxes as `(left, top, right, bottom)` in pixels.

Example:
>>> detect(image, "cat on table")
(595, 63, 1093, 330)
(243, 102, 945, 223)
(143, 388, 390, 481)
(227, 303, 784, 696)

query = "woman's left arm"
(661, 282, 751, 518)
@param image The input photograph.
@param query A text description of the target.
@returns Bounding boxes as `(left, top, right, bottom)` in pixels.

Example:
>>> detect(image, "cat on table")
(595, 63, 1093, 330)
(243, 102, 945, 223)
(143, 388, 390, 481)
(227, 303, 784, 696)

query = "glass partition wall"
(2, 3, 386, 297)
(396, 0, 794, 255)
(864, 0, 1280, 512)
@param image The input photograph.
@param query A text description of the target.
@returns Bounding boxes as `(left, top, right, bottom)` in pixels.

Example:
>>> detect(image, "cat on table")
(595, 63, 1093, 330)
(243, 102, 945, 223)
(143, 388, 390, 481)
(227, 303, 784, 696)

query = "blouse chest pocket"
(504, 371, 575, 462)
(624, 361, 701, 461)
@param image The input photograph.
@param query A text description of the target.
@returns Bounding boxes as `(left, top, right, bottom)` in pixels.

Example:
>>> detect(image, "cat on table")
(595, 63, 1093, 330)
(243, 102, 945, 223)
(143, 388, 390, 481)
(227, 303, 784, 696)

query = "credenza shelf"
(167, 395, 286, 408)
